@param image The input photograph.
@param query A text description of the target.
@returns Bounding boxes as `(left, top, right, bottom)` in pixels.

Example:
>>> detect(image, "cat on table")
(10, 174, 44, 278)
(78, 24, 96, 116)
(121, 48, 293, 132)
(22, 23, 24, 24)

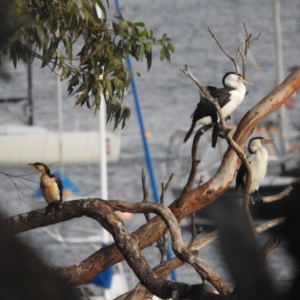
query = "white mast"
(57, 74, 64, 178)
(274, 0, 289, 154)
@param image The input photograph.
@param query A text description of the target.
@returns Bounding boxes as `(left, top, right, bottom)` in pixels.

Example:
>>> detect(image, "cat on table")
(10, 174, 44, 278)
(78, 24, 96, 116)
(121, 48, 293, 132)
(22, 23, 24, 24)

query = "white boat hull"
(0, 125, 121, 166)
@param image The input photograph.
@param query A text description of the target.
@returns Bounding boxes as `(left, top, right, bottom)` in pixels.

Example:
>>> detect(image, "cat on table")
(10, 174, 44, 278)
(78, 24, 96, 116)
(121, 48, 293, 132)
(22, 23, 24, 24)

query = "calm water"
(0, 0, 299, 293)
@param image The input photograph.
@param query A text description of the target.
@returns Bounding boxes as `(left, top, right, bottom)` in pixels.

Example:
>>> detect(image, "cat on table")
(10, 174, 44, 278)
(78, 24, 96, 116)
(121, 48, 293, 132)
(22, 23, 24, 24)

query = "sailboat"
(0, 56, 121, 167)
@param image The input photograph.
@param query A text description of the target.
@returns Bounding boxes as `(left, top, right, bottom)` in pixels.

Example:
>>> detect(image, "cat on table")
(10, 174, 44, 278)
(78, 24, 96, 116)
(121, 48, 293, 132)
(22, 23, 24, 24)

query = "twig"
(176, 124, 211, 207)
(261, 185, 293, 203)
(240, 23, 263, 78)
(159, 174, 175, 263)
(208, 27, 240, 73)
(141, 168, 150, 222)
(237, 185, 294, 204)
(160, 173, 174, 204)
(190, 212, 197, 244)
(261, 237, 281, 263)
(198, 175, 205, 186)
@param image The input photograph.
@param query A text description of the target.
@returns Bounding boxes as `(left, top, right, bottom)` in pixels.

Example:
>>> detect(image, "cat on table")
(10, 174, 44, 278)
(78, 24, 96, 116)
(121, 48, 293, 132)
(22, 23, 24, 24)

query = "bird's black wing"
(199, 85, 218, 99)
(235, 162, 247, 192)
(184, 122, 196, 143)
(191, 98, 217, 121)
(184, 99, 218, 143)
(55, 177, 63, 202)
(210, 87, 235, 107)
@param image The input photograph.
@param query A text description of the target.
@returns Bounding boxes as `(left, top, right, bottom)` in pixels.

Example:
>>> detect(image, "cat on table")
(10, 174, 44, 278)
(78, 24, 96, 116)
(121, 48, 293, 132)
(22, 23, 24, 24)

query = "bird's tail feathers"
(184, 123, 195, 143)
(235, 182, 244, 196)
(211, 123, 220, 148)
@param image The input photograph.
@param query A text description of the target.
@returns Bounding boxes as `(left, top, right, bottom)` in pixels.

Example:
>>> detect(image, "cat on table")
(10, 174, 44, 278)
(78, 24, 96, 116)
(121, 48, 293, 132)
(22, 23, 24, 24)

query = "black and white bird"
(235, 137, 273, 202)
(28, 162, 63, 214)
(184, 72, 253, 147)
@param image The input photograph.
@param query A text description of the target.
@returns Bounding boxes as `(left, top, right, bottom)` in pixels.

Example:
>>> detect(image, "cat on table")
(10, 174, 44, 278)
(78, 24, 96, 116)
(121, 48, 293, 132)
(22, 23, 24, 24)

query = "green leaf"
(133, 22, 145, 27)
(104, 77, 112, 97)
(145, 50, 152, 71)
(138, 44, 145, 61)
(168, 42, 175, 53)
(160, 48, 165, 61)
(135, 28, 147, 38)
(145, 43, 152, 52)
(65, 36, 73, 61)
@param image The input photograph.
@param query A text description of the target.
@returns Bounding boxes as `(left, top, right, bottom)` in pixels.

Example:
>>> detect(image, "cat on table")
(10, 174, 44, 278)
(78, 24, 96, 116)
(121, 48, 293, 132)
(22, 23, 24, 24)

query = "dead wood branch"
(261, 237, 281, 263)
(141, 168, 150, 222)
(208, 27, 240, 73)
(3, 69, 300, 295)
(159, 174, 175, 263)
(237, 185, 294, 204)
(3, 199, 230, 297)
(120, 217, 285, 299)
(208, 25, 263, 77)
(110, 200, 231, 295)
(261, 185, 293, 203)
(240, 23, 263, 77)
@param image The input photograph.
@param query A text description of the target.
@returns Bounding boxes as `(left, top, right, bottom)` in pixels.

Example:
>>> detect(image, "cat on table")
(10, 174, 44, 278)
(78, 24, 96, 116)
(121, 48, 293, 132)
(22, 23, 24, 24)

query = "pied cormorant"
(28, 162, 63, 214)
(184, 72, 253, 147)
(235, 137, 273, 202)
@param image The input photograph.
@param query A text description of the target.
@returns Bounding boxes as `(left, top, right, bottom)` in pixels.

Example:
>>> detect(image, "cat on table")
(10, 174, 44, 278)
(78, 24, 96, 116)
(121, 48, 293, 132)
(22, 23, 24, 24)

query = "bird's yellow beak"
(263, 139, 273, 144)
(240, 78, 253, 86)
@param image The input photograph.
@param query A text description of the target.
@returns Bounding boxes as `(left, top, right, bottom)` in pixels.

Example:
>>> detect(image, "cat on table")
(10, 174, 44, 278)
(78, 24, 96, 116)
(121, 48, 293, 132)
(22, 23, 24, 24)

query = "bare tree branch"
(3, 69, 300, 297)
(141, 168, 150, 222)
(110, 200, 231, 295)
(119, 217, 285, 299)
(261, 237, 281, 263)
(3, 199, 231, 296)
(208, 27, 240, 73)
(261, 185, 293, 203)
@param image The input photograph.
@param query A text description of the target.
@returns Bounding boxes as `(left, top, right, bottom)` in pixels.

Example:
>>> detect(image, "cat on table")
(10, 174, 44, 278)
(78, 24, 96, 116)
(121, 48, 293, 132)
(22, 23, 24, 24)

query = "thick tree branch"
(119, 217, 285, 299)
(110, 201, 231, 295)
(3, 69, 300, 292)
(3, 199, 230, 297)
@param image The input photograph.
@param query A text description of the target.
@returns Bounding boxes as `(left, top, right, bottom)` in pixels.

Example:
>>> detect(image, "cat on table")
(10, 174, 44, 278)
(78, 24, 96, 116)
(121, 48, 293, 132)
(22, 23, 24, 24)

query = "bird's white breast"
(197, 86, 246, 125)
(222, 88, 246, 118)
(196, 116, 213, 126)
(41, 175, 61, 203)
(246, 147, 268, 193)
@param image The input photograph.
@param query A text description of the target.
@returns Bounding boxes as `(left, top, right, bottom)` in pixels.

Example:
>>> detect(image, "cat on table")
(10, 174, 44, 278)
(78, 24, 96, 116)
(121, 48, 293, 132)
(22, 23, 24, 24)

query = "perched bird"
(28, 162, 63, 214)
(235, 137, 273, 202)
(184, 72, 253, 147)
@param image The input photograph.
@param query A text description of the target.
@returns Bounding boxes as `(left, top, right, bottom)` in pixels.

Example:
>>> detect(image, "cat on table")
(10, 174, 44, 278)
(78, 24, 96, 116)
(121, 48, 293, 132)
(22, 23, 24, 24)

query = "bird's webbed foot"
(44, 202, 60, 215)
(253, 190, 263, 203)
(217, 127, 232, 139)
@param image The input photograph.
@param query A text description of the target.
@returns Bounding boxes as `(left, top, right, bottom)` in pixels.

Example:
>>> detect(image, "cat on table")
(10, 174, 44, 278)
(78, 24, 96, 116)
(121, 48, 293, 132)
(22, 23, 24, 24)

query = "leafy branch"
(1, 0, 175, 129)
